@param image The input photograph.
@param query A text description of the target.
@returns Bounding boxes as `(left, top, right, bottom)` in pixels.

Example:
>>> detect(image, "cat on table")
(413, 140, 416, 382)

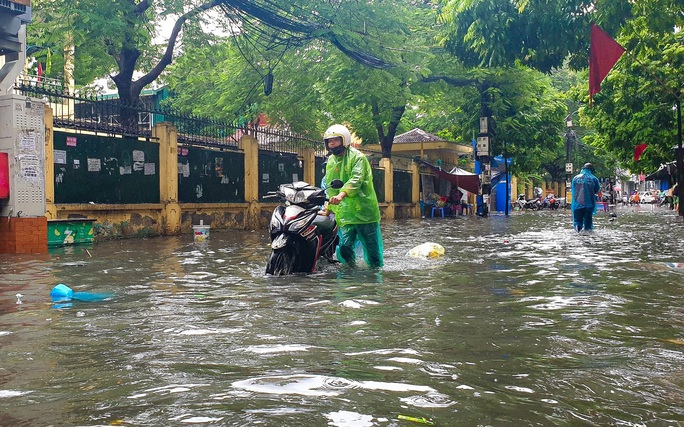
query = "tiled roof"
(393, 128, 446, 144)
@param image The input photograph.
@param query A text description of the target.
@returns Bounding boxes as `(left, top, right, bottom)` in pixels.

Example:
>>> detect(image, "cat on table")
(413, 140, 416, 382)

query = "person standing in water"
(323, 124, 384, 268)
(571, 162, 601, 232)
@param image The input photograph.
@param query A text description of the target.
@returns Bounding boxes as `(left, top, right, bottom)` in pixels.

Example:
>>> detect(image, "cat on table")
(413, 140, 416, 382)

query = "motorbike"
(540, 194, 559, 210)
(514, 194, 541, 211)
(264, 179, 343, 275)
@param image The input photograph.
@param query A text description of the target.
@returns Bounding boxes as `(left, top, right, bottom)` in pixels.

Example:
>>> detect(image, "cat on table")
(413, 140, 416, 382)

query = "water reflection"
(1, 208, 684, 425)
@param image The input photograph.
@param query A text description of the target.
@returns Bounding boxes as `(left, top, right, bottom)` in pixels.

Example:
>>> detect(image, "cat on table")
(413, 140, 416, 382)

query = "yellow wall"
(44, 118, 427, 239)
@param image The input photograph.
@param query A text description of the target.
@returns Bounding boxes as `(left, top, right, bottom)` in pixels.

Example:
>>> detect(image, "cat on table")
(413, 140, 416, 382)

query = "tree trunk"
(373, 102, 406, 158)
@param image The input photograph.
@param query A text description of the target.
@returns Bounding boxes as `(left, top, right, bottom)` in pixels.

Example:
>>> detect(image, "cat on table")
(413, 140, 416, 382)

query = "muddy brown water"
(2, 206, 684, 426)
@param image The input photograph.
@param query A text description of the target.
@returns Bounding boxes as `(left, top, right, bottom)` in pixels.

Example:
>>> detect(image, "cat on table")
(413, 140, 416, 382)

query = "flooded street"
(2, 206, 684, 426)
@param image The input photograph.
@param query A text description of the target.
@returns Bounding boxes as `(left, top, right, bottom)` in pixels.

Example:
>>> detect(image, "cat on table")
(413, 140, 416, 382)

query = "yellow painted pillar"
(302, 148, 316, 185)
(380, 157, 394, 220)
(153, 122, 181, 235)
(410, 161, 420, 218)
(511, 176, 518, 202)
(44, 105, 56, 219)
(239, 135, 260, 229)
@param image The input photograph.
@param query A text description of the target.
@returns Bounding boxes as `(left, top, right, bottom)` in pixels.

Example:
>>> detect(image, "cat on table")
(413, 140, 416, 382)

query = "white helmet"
(323, 124, 352, 148)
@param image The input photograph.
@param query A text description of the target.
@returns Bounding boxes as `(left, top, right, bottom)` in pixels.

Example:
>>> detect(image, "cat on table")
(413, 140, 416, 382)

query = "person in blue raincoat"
(323, 124, 384, 268)
(571, 162, 601, 232)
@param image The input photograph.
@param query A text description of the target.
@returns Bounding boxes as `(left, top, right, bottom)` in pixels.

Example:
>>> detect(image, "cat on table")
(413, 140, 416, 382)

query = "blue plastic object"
(50, 284, 73, 302)
(50, 284, 114, 303)
(72, 292, 114, 302)
(431, 207, 445, 218)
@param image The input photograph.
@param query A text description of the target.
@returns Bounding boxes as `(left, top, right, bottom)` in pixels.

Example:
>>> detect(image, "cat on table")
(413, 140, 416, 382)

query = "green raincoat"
(324, 146, 380, 225)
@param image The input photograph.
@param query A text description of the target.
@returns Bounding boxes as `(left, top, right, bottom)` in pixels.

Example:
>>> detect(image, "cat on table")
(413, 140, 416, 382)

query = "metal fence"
(14, 77, 322, 156)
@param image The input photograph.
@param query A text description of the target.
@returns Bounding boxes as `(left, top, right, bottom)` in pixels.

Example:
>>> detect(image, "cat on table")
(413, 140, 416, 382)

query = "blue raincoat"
(571, 168, 601, 212)
(571, 167, 601, 231)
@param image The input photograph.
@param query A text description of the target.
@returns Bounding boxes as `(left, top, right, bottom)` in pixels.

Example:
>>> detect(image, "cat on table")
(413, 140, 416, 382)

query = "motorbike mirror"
(329, 179, 344, 189)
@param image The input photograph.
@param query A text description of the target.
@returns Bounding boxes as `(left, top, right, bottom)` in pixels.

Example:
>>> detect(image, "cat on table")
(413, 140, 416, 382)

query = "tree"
(435, 0, 633, 72)
(416, 63, 567, 175)
(165, 0, 438, 158)
(28, 0, 390, 112)
(579, 15, 684, 192)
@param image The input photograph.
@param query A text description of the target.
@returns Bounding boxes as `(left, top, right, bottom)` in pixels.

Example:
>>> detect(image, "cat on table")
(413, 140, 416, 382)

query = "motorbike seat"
(313, 214, 336, 234)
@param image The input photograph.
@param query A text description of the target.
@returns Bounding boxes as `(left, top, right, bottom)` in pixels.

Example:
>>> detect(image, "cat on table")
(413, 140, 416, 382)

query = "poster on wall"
(54, 150, 67, 164)
(87, 158, 101, 172)
(19, 154, 41, 182)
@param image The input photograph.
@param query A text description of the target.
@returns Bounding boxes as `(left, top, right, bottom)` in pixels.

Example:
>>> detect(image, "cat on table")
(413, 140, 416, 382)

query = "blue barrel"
(494, 178, 510, 212)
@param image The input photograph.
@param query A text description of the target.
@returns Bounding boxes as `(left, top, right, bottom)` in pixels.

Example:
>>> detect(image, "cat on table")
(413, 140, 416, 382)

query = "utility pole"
(676, 93, 683, 217)
(564, 112, 576, 206)
(477, 90, 492, 217)
(504, 139, 509, 216)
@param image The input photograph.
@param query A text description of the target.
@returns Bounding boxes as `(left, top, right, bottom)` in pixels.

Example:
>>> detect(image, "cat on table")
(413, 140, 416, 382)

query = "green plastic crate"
(48, 219, 95, 246)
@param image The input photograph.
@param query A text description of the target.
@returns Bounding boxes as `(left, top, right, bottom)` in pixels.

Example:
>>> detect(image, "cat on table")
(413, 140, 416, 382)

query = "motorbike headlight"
(293, 191, 307, 204)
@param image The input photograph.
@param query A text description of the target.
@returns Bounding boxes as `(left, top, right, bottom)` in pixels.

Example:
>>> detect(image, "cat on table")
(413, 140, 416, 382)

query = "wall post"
(239, 135, 261, 229)
(380, 158, 395, 220)
(153, 122, 181, 235)
(302, 148, 316, 185)
(44, 104, 56, 220)
(410, 161, 420, 218)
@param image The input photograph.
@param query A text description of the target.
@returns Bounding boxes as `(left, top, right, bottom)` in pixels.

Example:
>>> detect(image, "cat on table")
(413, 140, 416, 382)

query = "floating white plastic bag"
(407, 242, 445, 258)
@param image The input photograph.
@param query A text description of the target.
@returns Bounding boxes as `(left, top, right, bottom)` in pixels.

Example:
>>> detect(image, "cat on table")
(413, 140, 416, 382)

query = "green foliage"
(578, 4, 684, 175)
(436, 0, 633, 72)
(166, 0, 436, 149)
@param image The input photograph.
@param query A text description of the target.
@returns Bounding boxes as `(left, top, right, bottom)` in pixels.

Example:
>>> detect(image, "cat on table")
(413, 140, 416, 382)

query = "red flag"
(589, 23, 625, 107)
(37, 62, 43, 81)
(634, 144, 648, 161)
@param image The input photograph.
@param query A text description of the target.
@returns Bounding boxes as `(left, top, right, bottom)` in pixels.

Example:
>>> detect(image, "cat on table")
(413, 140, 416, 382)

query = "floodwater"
(2, 206, 684, 427)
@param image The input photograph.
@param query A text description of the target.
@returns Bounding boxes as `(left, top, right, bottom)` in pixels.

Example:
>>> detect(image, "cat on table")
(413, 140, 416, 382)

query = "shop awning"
(417, 160, 480, 194)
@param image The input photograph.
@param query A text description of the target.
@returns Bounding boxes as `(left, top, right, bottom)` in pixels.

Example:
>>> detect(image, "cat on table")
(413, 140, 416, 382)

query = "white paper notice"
(88, 158, 101, 172)
(54, 150, 67, 164)
(144, 163, 155, 175)
(19, 154, 41, 182)
(19, 132, 37, 151)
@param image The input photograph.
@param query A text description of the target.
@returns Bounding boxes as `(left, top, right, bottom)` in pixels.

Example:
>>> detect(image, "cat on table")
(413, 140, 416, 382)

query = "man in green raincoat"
(323, 124, 384, 268)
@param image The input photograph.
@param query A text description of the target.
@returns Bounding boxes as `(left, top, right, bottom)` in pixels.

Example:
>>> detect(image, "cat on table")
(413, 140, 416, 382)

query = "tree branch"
(132, 0, 224, 95)
(371, 101, 385, 142)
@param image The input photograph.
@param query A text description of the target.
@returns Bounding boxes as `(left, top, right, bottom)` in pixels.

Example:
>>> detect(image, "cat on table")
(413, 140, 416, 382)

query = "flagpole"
(676, 93, 683, 217)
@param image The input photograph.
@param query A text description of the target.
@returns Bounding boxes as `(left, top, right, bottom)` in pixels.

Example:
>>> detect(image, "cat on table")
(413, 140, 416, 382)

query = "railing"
(14, 76, 321, 156)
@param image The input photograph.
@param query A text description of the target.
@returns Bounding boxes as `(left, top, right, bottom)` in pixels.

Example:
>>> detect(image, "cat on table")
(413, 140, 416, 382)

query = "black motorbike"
(264, 180, 343, 275)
